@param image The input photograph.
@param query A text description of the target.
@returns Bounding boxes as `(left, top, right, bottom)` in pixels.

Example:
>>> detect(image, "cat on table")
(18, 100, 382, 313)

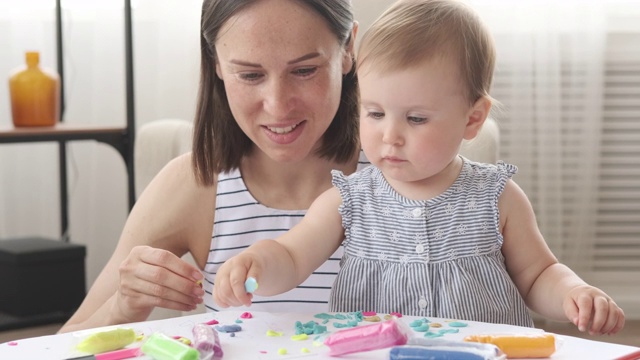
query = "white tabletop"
(1, 311, 638, 360)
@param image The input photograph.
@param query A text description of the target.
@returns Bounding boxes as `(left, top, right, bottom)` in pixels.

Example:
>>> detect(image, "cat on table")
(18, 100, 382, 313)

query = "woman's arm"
(213, 187, 345, 308)
(59, 154, 214, 333)
(500, 179, 624, 335)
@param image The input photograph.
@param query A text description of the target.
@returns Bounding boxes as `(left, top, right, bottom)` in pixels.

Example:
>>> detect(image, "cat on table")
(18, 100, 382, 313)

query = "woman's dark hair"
(193, 0, 359, 186)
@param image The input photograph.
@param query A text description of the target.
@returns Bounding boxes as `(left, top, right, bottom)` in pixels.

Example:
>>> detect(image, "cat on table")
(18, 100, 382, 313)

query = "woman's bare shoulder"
(126, 152, 216, 256)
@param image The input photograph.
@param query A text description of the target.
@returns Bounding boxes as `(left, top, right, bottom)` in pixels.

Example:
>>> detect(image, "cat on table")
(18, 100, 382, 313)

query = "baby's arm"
(499, 179, 625, 335)
(213, 187, 345, 307)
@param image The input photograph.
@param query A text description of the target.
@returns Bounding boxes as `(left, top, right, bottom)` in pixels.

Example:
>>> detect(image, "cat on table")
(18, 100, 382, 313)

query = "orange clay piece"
(464, 333, 556, 358)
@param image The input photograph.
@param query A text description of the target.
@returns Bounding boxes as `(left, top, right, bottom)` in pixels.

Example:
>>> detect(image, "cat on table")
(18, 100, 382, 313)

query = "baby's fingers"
(587, 295, 611, 335)
(229, 265, 259, 307)
(600, 302, 625, 335)
(574, 293, 594, 332)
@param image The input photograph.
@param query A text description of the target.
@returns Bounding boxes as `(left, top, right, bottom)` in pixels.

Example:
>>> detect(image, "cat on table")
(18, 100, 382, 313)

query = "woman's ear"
(215, 61, 223, 80)
(464, 96, 491, 140)
(342, 21, 359, 74)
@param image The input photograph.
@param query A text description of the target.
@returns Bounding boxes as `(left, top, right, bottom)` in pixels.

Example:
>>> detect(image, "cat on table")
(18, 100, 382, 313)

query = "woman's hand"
(563, 284, 625, 335)
(114, 245, 204, 321)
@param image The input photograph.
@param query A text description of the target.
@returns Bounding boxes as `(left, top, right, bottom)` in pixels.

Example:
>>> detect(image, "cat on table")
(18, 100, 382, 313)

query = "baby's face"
(357, 57, 475, 197)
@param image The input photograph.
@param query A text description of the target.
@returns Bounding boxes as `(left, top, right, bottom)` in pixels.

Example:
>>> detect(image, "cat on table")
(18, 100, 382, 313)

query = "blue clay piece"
(409, 320, 424, 327)
(448, 321, 468, 327)
(390, 346, 487, 360)
(424, 331, 444, 338)
(244, 277, 258, 293)
(413, 324, 430, 332)
(215, 324, 242, 333)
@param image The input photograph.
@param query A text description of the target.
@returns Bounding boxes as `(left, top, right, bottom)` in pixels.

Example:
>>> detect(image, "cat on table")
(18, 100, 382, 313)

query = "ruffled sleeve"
(331, 169, 352, 246)
(495, 161, 518, 198)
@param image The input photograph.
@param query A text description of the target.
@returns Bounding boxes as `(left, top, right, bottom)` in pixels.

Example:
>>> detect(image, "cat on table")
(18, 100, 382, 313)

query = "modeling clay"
(323, 319, 410, 356)
(464, 333, 556, 358)
(244, 277, 258, 293)
(409, 338, 506, 354)
(390, 345, 505, 360)
(141, 332, 199, 360)
(192, 323, 223, 360)
(215, 324, 242, 333)
(76, 328, 136, 354)
(240, 312, 253, 319)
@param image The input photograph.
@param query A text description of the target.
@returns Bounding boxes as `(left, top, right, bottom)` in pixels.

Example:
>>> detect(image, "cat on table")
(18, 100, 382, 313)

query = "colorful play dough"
(464, 333, 556, 358)
(141, 333, 199, 360)
(323, 319, 410, 356)
(192, 323, 223, 360)
(244, 277, 258, 293)
(76, 327, 136, 354)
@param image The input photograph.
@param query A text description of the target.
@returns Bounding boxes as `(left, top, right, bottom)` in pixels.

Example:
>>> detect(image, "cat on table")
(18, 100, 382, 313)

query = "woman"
(60, 0, 363, 333)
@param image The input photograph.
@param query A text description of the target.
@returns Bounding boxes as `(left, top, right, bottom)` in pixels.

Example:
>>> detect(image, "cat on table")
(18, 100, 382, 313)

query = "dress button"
(418, 298, 428, 309)
(412, 208, 422, 217)
(415, 244, 425, 254)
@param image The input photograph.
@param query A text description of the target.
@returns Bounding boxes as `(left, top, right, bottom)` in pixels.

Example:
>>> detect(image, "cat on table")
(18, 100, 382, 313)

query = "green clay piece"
(76, 328, 136, 354)
(141, 333, 198, 360)
(438, 328, 460, 334)
(413, 324, 430, 332)
(278, 348, 288, 355)
(244, 277, 258, 293)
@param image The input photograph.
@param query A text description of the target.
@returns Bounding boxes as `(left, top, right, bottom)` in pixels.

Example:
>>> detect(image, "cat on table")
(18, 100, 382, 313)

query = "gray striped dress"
(202, 152, 370, 313)
(329, 158, 534, 327)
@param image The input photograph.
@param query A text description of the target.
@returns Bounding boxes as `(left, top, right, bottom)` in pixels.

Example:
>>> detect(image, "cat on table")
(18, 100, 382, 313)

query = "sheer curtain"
(468, 1, 608, 273)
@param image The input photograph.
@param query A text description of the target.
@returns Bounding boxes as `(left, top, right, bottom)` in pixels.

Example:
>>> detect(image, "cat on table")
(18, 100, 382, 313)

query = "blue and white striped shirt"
(329, 158, 534, 327)
(203, 152, 370, 312)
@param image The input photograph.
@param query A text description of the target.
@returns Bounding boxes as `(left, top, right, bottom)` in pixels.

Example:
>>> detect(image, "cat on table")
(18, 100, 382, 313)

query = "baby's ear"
(464, 96, 491, 140)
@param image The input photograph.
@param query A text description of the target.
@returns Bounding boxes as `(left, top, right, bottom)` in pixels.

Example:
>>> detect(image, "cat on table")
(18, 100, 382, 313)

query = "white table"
(1, 311, 638, 360)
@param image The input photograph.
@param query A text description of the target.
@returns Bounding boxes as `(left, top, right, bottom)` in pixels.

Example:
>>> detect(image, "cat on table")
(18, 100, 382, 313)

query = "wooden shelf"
(0, 124, 129, 149)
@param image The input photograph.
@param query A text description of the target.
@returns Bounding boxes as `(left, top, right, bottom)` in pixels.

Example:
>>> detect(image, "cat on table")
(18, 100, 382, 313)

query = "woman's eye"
(367, 111, 384, 120)
(238, 72, 264, 82)
(293, 67, 317, 77)
(408, 116, 427, 124)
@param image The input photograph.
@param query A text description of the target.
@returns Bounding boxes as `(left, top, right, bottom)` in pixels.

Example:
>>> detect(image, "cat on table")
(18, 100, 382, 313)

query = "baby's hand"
(212, 254, 261, 308)
(563, 285, 625, 335)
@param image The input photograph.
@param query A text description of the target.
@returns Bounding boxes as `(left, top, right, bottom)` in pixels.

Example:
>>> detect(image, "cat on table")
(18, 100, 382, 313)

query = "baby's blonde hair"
(357, 0, 495, 105)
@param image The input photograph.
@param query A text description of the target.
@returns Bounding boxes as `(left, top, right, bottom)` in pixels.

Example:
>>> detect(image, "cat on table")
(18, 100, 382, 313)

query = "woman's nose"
(263, 77, 293, 118)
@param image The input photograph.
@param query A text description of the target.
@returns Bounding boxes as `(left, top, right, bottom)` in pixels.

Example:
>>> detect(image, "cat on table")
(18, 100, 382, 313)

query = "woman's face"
(215, 0, 353, 163)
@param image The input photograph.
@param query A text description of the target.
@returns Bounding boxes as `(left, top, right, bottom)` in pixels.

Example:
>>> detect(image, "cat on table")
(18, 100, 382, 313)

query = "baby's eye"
(408, 116, 427, 124)
(292, 67, 318, 77)
(366, 111, 385, 120)
(238, 72, 264, 82)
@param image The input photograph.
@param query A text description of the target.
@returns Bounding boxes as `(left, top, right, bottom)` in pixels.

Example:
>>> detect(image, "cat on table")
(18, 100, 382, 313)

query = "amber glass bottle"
(8, 51, 60, 127)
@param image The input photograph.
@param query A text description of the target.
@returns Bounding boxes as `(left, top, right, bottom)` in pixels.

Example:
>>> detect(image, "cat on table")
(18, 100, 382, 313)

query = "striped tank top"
(330, 158, 534, 327)
(203, 152, 370, 313)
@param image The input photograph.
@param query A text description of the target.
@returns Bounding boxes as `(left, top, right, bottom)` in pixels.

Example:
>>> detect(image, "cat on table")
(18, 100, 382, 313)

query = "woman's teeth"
(267, 123, 298, 134)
